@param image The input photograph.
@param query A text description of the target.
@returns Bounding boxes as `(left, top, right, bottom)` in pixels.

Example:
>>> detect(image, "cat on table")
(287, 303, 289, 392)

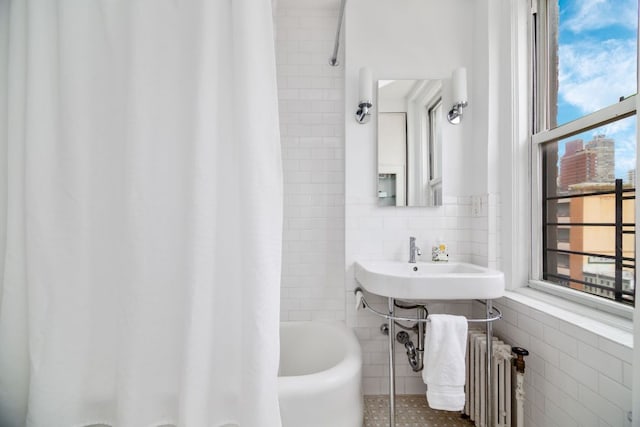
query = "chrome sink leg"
(388, 297, 396, 427)
(417, 306, 427, 370)
(486, 299, 493, 427)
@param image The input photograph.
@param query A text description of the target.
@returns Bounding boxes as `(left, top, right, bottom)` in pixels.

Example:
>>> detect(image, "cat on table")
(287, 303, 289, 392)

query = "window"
(427, 99, 443, 206)
(533, 0, 637, 306)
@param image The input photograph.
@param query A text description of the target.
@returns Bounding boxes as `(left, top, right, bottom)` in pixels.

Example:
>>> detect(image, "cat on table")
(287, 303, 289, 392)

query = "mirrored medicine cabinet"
(377, 79, 443, 207)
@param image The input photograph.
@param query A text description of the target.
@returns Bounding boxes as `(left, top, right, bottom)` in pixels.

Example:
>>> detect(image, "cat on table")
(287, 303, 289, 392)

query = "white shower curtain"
(0, 1, 282, 426)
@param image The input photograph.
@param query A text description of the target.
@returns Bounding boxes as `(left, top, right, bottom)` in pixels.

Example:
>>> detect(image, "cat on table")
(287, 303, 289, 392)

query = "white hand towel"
(355, 290, 364, 310)
(422, 314, 468, 411)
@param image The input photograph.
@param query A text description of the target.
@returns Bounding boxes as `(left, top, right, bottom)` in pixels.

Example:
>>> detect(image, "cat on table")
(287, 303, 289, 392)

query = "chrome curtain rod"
(329, 0, 347, 66)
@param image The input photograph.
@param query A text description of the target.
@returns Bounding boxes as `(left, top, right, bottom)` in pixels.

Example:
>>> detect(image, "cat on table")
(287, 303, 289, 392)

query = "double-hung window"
(533, 0, 638, 306)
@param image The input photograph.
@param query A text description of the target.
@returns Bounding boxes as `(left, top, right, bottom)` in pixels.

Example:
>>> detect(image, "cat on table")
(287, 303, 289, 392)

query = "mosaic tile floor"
(364, 395, 475, 427)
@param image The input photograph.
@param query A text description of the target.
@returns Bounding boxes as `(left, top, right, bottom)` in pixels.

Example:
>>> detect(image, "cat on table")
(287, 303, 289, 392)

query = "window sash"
(531, 0, 637, 308)
(532, 96, 636, 146)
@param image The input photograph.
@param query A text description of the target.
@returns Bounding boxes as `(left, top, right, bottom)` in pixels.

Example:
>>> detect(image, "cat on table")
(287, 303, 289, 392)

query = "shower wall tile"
(276, 1, 346, 322)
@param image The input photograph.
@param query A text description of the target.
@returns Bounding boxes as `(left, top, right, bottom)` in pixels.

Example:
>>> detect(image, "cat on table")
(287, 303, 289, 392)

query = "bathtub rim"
(278, 320, 362, 388)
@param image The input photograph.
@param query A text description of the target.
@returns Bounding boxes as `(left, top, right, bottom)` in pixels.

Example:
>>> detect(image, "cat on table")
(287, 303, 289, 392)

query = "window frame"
(426, 98, 443, 206)
(529, 0, 637, 317)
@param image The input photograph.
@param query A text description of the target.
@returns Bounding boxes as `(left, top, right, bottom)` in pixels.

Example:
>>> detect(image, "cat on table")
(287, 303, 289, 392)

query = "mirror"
(377, 79, 443, 207)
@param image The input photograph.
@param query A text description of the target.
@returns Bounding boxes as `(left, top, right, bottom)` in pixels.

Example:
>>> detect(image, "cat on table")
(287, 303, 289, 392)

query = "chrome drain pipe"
(415, 306, 427, 371)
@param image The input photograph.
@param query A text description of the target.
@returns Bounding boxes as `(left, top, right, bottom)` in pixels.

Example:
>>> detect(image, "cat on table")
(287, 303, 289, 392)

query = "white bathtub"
(278, 321, 363, 427)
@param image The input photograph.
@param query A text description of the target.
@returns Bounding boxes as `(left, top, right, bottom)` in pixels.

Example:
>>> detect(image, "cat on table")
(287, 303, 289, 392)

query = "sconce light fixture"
(447, 67, 468, 125)
(355, 67, 373, 124)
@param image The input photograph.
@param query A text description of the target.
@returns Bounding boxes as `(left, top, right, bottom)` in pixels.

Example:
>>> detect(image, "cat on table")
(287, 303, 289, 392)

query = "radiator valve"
(512, 347, 529, 373)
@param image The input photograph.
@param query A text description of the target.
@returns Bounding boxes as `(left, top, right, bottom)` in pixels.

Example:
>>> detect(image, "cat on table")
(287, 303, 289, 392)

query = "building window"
(533, 0, 637, 305)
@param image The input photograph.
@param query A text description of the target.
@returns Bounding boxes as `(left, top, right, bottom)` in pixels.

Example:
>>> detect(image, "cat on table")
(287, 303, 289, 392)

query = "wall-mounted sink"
(354, 260, 505, 301)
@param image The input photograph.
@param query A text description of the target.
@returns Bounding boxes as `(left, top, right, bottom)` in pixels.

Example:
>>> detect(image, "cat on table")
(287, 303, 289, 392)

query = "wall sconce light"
(355, 67, 373, 124)
(447, 67, 468, 125)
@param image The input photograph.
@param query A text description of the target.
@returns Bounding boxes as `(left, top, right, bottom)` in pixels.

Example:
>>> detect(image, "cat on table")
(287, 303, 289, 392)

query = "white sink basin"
(354, 260, 505, 301)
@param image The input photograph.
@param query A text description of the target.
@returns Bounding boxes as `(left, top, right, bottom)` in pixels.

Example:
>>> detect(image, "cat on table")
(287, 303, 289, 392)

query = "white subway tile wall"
(276, 1, 346, 323)
(345, 191, 493, 393)
(469, 193, 501, 269)
(473, 299, 632, 427)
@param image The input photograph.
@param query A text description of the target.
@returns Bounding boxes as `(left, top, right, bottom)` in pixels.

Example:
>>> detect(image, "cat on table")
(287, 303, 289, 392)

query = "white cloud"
(559, 38, 636, 114)
(600, 117, 635, 136)
(558, 0, 637, 178)
(603, 122, 636, 177)
(564, 0, 637, 33)
(611, 132, 636, 178)
(616, 149, 636, 177)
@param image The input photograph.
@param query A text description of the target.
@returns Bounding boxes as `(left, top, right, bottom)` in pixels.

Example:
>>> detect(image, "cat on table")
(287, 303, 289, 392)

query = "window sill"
(502, 286, 633, 349)
(528, 280, 634, 320)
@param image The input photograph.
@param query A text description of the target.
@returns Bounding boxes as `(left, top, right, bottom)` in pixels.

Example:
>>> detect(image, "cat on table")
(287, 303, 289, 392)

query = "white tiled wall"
(473, 298, 633, 427)
(345, 195, 483, 394)
(275, 0, 346, 322)
(469, 193, 500, 269)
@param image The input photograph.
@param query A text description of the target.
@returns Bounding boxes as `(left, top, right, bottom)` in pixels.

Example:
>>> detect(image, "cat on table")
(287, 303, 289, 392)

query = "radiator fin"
(464, 329, 513, 427)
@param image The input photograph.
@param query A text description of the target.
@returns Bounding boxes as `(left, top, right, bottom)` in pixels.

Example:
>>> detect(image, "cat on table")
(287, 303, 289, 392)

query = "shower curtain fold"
(0, 1, 283, 426)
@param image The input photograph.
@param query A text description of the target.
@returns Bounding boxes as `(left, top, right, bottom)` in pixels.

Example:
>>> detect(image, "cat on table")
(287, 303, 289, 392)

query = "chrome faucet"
(409, 237, 421, 263)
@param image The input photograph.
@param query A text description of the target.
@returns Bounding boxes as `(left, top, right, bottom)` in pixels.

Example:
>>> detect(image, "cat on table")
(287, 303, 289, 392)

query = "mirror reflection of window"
(428, 100, 443, 206)
(377, 79, 443, 207)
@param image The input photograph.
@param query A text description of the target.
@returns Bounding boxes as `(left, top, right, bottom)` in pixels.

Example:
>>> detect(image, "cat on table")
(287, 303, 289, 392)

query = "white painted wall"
(378, 112, 407, 206)
(378, 113, 406, 169)
(0, 3, 7, 304)
(344, 0, 482, 394)
(345, 0, 477, 201)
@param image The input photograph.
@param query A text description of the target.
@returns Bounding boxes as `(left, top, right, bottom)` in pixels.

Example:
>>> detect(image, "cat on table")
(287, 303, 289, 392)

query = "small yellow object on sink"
(431, 241, 448, 262)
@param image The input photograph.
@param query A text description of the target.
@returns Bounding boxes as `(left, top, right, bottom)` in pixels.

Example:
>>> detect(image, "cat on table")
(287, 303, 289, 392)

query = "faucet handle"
(408, 237, 421, 263)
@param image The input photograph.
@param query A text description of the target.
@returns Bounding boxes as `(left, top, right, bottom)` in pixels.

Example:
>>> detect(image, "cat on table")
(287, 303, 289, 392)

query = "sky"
(555, 0, 637, 179)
